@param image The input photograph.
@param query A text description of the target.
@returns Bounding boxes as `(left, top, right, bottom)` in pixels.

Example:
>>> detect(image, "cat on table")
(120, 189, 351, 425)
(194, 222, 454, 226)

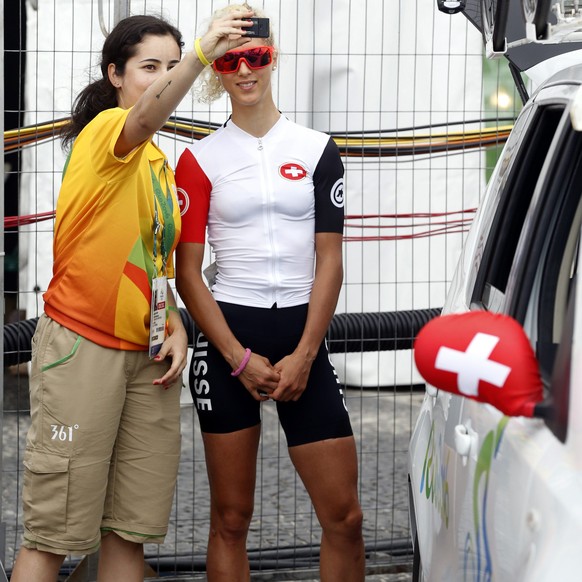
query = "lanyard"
(150, 161, 175, 277)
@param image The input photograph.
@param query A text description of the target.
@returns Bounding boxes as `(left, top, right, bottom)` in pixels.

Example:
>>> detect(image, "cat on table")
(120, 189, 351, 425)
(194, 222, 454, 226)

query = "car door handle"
(426, 384, 438, 397)
(454, 423, 478, 465)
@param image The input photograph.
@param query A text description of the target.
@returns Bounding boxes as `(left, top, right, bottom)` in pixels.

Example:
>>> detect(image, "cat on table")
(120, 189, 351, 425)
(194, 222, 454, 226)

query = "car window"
(509, 117, 582, 332)
(480, 106, 581, 444)
(544, 257, 577, 443)
(514, 122, 582, 440)
(534, 196, 581, 376)
(471, 104, 566, 312)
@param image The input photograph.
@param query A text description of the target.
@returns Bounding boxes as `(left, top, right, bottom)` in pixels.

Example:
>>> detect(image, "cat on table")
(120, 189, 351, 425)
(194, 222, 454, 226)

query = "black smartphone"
(247, 17, 270, 38)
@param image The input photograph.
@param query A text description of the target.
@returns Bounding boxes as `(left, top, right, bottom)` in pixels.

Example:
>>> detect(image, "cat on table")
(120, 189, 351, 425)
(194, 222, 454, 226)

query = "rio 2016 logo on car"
(464, 417, 508, 582)
(420, 421, 450, 528)
(419, 417, 508, 579)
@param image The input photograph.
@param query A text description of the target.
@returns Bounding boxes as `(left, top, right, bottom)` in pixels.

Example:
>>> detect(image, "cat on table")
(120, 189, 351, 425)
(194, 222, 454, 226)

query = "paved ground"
(1, 369, 422, 581)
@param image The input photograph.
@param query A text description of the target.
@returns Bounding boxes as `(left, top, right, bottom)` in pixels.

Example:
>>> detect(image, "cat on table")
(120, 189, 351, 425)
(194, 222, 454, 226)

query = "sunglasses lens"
(216, 52, 239, 73)
(245, 47, 272, 67)
(214, 47, 272, 73)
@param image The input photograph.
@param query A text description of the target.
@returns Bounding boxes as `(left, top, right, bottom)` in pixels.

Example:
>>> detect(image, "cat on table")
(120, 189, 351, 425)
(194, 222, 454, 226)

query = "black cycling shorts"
(189, 302, 353, 447)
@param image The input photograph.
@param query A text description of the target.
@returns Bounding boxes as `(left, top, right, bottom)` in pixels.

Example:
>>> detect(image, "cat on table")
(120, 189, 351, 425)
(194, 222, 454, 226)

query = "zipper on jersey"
(258, 137, 279, 306)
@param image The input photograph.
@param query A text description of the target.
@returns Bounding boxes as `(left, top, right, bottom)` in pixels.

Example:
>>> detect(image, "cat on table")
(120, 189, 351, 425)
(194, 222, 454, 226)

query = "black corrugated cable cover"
(3, 307, 441, 367)
(327, 308, 442, 353)
(3, 317, 39, 368)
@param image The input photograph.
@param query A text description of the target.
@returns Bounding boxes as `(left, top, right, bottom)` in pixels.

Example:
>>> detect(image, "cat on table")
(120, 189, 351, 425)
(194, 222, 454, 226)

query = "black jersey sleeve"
(313, 137, 345, 234)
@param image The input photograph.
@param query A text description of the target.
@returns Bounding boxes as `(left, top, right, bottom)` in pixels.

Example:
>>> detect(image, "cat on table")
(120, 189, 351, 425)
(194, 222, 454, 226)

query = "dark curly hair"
(60, 14, 183, 149)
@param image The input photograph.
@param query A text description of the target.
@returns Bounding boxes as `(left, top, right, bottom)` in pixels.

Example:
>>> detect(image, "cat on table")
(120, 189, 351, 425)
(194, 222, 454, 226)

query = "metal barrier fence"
(0, 0, 499, 578)
(1, 308, 434, 579)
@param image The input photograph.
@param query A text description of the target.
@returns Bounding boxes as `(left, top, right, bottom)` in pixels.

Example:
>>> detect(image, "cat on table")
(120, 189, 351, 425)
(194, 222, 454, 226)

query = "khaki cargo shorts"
(21, 314, 181, 556)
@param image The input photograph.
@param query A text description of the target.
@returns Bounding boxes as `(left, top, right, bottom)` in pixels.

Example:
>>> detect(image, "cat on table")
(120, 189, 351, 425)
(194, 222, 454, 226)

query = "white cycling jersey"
(176, 115, 344, 308)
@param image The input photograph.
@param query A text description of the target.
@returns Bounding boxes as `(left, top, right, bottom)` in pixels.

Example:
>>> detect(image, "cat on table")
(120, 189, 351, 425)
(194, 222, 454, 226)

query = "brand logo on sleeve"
(176, 187, 190, 216)
(279, 163, 307, 181)
(330, 178, 344, 208)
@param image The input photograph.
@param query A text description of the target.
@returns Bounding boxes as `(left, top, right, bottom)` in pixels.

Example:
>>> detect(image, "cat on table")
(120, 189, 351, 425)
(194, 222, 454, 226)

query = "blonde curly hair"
(194, 3, 277, 104)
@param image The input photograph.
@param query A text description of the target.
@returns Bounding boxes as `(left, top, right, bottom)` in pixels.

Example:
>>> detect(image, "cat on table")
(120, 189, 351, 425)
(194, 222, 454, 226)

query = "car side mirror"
(414, 311, 544, 417)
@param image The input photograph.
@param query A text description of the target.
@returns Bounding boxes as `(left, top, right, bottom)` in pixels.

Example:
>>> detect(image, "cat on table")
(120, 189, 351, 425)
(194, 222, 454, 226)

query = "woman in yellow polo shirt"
(11, 10, 255, 582)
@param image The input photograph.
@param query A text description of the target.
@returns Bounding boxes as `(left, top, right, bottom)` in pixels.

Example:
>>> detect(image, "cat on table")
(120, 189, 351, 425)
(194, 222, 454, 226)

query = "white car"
(407, 63, 582, 581)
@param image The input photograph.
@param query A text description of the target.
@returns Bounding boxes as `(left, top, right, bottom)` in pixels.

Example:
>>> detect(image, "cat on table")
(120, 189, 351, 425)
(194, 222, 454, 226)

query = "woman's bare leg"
(290, 436, 365, 582)
(203, 424, 261, 582)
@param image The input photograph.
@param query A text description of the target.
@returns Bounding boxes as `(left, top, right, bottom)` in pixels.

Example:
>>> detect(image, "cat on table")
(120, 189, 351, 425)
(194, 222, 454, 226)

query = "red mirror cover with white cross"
(414, 311, 543, 417)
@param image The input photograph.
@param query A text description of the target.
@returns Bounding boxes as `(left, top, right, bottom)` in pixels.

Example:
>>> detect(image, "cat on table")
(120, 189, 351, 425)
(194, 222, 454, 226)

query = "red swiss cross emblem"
(176, 187, 190, 216)
(279, 163, 307, 181)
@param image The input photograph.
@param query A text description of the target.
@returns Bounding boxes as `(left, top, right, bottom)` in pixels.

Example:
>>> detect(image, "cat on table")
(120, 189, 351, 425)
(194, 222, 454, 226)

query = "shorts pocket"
(23, 449, 70, 534)
(30, 317, 43, 362)
(40, 334, 82, 373)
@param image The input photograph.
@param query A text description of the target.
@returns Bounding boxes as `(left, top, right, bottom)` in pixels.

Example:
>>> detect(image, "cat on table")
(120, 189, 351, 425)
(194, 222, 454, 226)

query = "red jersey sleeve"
(175, 147, 211, 243)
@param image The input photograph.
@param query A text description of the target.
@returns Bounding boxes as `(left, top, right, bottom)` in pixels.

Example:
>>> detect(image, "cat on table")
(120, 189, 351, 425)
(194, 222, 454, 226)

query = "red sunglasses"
(213, 46, 274, 74)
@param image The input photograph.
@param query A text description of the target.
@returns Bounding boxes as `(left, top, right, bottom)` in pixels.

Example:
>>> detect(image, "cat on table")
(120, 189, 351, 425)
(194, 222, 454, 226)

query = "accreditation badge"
(149, 275, 168, 358)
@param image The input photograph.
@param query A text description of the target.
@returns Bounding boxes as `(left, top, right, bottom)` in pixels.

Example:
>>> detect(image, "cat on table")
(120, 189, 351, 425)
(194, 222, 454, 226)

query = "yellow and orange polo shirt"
(43, 107, 181, 350)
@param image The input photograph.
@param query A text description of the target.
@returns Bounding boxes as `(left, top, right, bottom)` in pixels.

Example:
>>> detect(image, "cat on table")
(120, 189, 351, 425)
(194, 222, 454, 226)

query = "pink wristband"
(231, 348, 252, 377)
